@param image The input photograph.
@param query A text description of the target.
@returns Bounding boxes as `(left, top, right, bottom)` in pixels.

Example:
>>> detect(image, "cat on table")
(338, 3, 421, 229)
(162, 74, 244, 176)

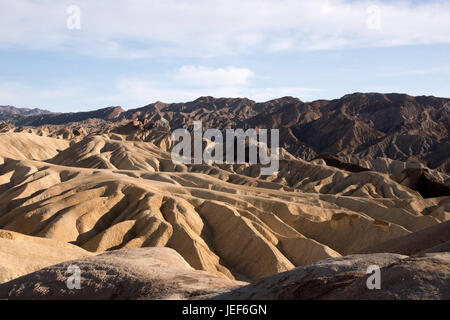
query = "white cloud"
(0, 65, 320, 109)
(174, 66, 254, 87)
(267, 39, 295, 52)
(1, 0, 449, 58)
(100, 77, 320, 107)
(377, 66, 450, 77)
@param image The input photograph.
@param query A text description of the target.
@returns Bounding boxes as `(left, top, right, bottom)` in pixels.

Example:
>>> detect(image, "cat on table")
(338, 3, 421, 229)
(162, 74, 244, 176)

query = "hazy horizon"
(3, 90, 450, 113)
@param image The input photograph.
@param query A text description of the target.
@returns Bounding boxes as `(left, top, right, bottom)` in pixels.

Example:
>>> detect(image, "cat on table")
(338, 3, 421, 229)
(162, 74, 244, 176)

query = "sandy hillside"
(0, 125, 448, 285)
(0, 230, 92, 284)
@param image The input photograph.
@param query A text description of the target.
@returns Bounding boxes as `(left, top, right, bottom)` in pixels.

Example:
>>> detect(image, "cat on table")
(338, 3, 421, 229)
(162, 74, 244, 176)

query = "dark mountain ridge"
(0, 105, 55, 120)
(2, 93, 449, 173)
(6, 106, 124, 126)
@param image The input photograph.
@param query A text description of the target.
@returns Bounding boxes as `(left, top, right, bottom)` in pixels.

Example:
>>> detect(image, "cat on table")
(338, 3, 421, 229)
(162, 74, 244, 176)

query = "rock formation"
(0, 93, 448, 299)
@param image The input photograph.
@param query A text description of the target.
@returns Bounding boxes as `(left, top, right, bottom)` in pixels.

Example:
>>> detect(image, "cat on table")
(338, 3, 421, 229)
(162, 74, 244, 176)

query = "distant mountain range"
(0, 105, 55, 119)
(2, 92, 449, 173)
(0, 105, 123, 126)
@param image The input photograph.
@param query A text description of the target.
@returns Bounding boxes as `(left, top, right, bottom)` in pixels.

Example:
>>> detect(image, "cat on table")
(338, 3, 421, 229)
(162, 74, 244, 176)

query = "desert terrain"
(0, 93, 449, 299)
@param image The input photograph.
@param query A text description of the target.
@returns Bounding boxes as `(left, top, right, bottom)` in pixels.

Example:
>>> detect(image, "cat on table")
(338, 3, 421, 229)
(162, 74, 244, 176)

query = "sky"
(0, 0, 449, 112)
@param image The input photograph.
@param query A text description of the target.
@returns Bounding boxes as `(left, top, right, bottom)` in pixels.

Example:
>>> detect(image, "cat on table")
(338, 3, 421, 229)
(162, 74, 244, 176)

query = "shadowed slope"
(360, 220, 450, 255)
(211, 253, 450, 300)
(0, 247, 245, 300)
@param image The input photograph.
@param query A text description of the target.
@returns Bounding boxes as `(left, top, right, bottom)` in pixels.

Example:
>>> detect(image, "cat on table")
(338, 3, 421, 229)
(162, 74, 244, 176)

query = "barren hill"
(3, 93, 448, 174)
(0, 105, 54, 120)
(0, 93, 448, 299)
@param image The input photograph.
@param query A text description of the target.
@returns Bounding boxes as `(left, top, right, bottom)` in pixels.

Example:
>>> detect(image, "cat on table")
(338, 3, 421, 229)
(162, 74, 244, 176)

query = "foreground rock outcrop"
(1, 249, 448, 300)
(211, 253, 450, 300)
(0, 248, 246, 300)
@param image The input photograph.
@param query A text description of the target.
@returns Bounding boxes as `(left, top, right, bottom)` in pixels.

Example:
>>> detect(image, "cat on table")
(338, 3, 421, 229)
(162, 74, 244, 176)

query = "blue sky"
(0, 0, 449, 112)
